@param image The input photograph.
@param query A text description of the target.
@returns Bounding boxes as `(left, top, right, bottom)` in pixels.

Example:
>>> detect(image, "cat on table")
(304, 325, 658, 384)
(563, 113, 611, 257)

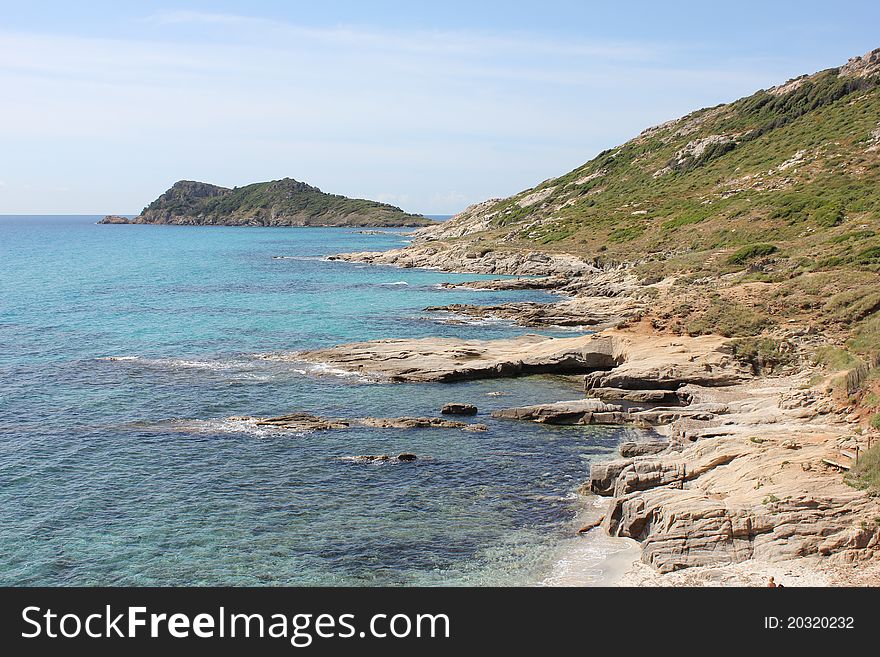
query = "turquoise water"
(0, 216, 630, 586)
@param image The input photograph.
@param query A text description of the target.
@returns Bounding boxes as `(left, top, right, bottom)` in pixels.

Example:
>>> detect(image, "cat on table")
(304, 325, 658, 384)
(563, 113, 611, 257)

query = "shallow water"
(0, 216, 635, 585)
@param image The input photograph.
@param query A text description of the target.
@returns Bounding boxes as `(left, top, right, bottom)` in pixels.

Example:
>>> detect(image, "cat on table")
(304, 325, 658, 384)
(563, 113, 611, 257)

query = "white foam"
(256, 353, 380, 383)
(540, 497, 641, 587)
(100, 355, 250, 372)
(174, 417, 309, 438)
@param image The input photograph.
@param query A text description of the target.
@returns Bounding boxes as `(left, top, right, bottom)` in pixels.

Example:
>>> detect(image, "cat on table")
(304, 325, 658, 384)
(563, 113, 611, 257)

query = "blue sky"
(2, 1, 879, 214)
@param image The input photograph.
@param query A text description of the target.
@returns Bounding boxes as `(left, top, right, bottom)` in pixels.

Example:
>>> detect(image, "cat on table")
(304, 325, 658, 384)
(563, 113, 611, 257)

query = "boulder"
(441, 403, 478, 416)
(588, 458, 634, 495)
(619, 440, 670, 457)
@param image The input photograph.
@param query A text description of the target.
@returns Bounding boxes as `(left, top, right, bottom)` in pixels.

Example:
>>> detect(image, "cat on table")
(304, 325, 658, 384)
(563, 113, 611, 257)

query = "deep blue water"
(0, 216, 633, 585)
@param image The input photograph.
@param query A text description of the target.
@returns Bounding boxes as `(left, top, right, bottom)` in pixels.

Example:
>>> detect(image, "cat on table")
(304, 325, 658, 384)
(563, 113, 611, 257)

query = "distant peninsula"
(100, 178, 435, 227)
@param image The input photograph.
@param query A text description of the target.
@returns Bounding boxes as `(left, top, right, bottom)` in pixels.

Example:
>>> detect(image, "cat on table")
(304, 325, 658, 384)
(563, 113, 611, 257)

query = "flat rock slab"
(492, 398, 628, 425)
(295, 334, 620, 382)
(438, 276, 569, 291)
(591, 387, 682, 403)
(291, 331, 747, 388)
(238, 413, 350, 431)
(619, 440, 671, 457)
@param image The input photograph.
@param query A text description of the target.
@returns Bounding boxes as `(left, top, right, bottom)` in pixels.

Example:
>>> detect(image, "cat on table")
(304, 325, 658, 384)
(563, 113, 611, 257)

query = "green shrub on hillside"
(728, 243, 778, 265)
(845, 442, 880, 496)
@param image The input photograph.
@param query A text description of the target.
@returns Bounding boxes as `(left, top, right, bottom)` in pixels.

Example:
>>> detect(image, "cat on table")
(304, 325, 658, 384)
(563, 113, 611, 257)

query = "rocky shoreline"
(315, 240, 880, 585)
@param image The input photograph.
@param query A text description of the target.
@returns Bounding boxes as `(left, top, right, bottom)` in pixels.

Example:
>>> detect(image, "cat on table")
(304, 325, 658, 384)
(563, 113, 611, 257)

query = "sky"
(1, 1, 879, 215)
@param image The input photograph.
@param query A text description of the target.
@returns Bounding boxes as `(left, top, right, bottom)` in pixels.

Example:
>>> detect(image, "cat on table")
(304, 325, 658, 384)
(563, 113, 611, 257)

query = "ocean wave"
(254, 354, 380, 383)
(272, 255, 324, 261)
(98, 355, 249, 371)
(378, 281, 409, 286)
(419, 313, 510, 327)
(338, 455, 430, 465)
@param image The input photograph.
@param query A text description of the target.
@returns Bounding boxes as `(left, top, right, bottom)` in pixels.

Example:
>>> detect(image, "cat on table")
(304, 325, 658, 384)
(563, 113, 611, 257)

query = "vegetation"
(727, 243, 778, 265)
(846, 442, 880, 496)
(134, 178, 433, 227)
(427, 52, 880, 351)
(727, 337, 793, 373)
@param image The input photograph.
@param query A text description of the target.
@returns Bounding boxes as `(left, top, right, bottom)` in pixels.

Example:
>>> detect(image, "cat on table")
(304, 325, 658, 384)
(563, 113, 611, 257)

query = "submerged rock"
(347, 453, 418, 463)
(230, 413, 485, 432)
(359, 416, 487, 432)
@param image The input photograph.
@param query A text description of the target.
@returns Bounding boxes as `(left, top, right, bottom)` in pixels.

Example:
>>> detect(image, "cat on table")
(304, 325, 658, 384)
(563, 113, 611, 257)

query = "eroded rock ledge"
(289, 327, 880, 578)
(291, 331, 745, 385)
(587, 376, 880, 573)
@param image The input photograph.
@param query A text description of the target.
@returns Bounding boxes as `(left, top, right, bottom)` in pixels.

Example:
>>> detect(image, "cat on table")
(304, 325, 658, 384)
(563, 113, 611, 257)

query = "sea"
(0, 215, 639, 586)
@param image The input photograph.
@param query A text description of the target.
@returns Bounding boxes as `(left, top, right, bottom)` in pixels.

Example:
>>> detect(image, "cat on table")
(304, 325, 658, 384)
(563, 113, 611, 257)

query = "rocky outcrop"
(290, 331, 744, 387)
(441, 403, 478, 416)
(588, 374, 880, 573)
(492, 398, 628, 425)
(232, 412, 350, 431)
(583, 335, 749, 391)
(99, 215, 133, 224)
(329, 243, 600, 277)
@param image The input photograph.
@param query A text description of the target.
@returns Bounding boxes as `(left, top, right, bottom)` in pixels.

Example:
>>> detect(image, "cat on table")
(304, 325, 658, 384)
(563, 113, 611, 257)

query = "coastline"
(319, 239, 880, 586)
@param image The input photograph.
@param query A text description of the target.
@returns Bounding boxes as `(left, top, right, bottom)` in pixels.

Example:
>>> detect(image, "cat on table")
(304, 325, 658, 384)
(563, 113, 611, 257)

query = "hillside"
(100, 178, 434, 227)
(410, 48, 880, 350)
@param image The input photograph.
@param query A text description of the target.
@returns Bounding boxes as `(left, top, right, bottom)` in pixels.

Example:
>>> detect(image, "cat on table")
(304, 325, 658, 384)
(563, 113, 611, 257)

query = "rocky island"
(298, 49, 880, 585)
(99, 178, 435, 227)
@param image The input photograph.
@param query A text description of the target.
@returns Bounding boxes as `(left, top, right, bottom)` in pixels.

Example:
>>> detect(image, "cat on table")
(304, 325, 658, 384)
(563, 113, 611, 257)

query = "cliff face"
(100, 178, 434, 227)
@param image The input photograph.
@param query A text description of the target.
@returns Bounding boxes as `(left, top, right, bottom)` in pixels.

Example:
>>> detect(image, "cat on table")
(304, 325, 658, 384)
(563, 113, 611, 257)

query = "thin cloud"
(0, 12, 799, 214)
(148, 9, 665, 60)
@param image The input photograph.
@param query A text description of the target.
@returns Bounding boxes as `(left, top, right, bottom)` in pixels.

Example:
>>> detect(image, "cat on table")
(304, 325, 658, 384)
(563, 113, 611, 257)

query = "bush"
(686, 298, 769, 337)
(728, 337, 793, 374)
(728, 243, 778, 265)
(813, 346, 861, 371)
(846, 442, 880, 496)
